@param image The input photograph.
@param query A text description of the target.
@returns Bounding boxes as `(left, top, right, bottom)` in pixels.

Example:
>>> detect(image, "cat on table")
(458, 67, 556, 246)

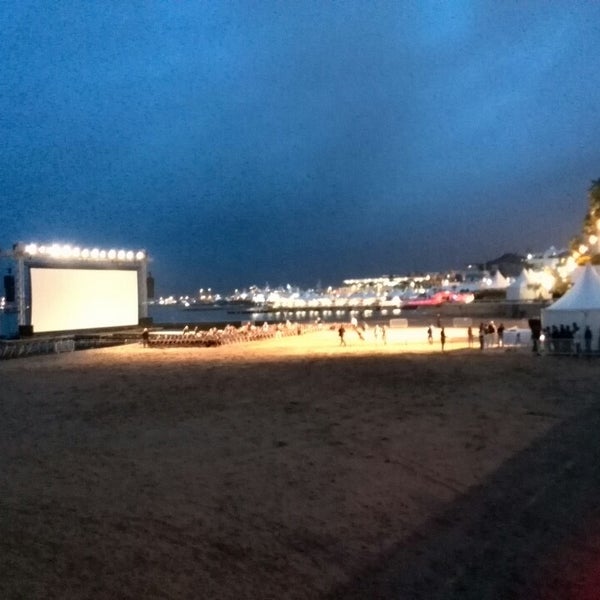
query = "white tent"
(568, 264, 600, 284)
(542, 263, 600, 332)
(488, 271, 509, 289)
(506, 269, 550, 301)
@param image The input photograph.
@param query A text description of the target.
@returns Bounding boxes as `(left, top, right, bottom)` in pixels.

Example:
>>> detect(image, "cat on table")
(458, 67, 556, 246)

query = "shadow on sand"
(329, 402, 600, 600)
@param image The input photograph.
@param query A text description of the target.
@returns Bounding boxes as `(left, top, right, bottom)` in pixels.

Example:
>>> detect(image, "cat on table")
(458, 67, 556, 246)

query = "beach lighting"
(592, 225, 600, 253)
(15, 243, 147, 263)
(532, 270, 556, 292)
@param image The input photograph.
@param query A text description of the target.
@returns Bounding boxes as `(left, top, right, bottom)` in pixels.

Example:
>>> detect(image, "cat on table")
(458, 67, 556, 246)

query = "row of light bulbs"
(22, 243, 145, 262)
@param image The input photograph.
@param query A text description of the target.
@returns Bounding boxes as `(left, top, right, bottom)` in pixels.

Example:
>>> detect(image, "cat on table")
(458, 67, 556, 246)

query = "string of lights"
(15, 243, 146, 262)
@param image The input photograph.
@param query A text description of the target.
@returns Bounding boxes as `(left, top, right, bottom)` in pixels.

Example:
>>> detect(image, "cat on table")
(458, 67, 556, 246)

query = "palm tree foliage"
(570, 178, 600, 258)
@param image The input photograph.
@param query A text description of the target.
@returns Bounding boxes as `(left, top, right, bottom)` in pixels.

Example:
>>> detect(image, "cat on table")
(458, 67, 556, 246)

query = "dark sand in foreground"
(2, 331, 600, 599)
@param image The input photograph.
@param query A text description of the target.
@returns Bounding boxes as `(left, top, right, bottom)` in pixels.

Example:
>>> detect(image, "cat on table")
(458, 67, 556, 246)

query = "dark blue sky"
(2, 2, 600, 294)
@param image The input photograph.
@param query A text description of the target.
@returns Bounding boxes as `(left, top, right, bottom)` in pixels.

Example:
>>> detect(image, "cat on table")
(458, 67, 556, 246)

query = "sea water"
(147, 304, 403, 326)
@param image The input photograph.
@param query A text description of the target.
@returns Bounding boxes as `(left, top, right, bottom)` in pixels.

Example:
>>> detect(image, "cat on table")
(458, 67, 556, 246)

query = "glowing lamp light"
(579, 244, 588, 254)
(19, 242, 146, 262)
(590, 235, 598, 245)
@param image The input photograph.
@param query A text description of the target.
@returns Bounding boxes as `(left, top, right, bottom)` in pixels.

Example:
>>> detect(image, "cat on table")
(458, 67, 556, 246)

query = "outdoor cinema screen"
(30, 267, 139, 333)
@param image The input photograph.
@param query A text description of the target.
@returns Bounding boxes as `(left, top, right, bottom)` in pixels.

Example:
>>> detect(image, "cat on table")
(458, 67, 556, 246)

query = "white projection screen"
(30, 268, 139, 333)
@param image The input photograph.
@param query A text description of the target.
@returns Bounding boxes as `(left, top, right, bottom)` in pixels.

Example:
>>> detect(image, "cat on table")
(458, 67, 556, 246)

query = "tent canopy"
(488, 271, 509, 289)
(542, 264, 600, 333)
(506, 269, 547, 301)
(545, 263, 600, 312)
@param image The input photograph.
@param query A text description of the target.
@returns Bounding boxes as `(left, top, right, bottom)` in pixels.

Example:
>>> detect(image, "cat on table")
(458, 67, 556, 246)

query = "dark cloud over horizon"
(2, 1, 599, 294)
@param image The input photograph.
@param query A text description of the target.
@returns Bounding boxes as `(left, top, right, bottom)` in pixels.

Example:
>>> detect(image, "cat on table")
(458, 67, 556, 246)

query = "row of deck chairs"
(146, 323, 316, 348)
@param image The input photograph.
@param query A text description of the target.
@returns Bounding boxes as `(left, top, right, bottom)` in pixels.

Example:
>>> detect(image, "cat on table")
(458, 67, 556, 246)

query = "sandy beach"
(2, 328, 600, 599)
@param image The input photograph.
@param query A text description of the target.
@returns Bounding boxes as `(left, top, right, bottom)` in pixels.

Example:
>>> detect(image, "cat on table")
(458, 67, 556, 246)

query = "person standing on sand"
(141, 328, 149, 347)
(338, 324, 346, 346)
(497, 323, 505, 347)
(440, 327, 446, 351)
(427, 325, 433, 344)
(574, 324, 583, 356)
(467, 326, 474, 348)
(584, 325, 592, 355)
(355, 323, 365, 341)
(382, 325, 388, 345)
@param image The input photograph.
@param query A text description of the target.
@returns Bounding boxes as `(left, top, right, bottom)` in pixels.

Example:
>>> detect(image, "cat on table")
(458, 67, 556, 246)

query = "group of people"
(426, 325, 446, 350)
(426, 321, 508, 351)
(542, 323, 596, 355)
(470, 321, 506, 350)
(338, 319, 388, 346)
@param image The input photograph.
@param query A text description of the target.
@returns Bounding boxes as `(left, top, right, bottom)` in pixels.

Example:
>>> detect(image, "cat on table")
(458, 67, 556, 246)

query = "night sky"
(2, 2, 600, 294)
